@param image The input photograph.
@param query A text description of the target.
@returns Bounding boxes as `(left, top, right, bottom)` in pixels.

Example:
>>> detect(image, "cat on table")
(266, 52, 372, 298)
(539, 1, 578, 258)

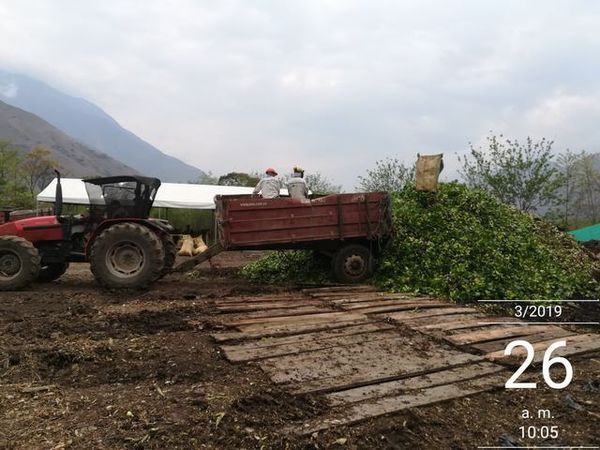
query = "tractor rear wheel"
(332, 244, 373, 283)
(0, 236, 41, 290)
(90, 223, 165, 289)
(38, 263, 69, 283)
(159, 234, 177, 278)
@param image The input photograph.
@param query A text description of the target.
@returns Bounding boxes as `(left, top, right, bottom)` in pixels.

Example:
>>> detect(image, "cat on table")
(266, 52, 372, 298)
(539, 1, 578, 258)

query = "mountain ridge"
(0, 99, 137, 177)
(0, 70, 205, 182)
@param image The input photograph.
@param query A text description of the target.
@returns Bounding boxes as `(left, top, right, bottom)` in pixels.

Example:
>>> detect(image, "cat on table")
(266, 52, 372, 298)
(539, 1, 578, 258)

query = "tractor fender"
(85, 219, 169, 256)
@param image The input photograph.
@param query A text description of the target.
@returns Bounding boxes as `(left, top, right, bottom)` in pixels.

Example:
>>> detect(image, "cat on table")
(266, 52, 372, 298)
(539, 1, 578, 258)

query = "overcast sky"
(1, 0, 599, 188)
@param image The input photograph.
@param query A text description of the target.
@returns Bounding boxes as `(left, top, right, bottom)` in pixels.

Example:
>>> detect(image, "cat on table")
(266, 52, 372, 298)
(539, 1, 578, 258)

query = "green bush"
(240, 182, 600, 301)
(375, 183, 599, 301)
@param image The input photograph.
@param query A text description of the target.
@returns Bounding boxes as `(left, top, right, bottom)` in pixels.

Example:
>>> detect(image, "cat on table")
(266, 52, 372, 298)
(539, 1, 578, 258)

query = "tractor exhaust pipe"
(54, 170, 63, 218)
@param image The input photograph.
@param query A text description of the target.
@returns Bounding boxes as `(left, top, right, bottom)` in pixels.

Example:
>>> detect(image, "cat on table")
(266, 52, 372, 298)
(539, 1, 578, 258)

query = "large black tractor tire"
(159, 234, 177, 278)
(332, 244, 373, 284)
(38, 263, 69, 283)
(90, 223, 165, 289)
(0, 236, 41, 291)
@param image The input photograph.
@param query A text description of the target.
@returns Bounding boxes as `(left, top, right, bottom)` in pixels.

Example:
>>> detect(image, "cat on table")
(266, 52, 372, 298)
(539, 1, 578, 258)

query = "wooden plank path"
(210, 286, 600, 434)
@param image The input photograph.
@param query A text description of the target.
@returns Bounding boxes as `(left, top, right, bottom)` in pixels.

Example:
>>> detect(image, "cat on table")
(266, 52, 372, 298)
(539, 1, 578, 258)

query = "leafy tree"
(218, 172, 260, 187)
(305, 172, 342, 194)
(458, 134, 564, 212)
(0, 140, 28, 207)
(357, 157, 414, 192)
(21, 146, 58, 199)
(570, 152, 600, 225)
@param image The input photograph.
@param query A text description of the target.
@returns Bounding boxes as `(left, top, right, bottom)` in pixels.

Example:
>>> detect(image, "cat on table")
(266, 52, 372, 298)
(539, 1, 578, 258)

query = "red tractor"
(0, 173, 176, 290)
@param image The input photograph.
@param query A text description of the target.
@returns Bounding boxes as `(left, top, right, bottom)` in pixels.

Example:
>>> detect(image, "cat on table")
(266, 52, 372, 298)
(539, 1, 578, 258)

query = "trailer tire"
(159, 234, 177, 278)
(0, 236, 41, 290)
(38, 263, 69, 282)
(333, 244, 373, 283)
(90, 222, 165, 289)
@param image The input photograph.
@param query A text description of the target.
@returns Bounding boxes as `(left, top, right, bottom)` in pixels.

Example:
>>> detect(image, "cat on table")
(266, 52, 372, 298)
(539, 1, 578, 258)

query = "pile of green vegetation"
(241, 183, 600, 301)
(240, 250, 332, 285)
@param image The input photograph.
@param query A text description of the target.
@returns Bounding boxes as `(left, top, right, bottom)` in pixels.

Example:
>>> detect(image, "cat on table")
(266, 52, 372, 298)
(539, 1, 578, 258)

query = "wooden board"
(381, 307, 478, 322)
(410, 313, 502, 333)
(259, 336, 483, 393)
(472, 328, 577, 354)
(220, 322, 393, 350)
(326, 361, 506, 405)
(444, 325, 551, 345)
(214, 295, 304, 304)
(222, 329, 400, 362)
(218, 306, 332, 325)
(486, 333, 600, 361)
(222, 311, 364, 328)
(328, 294, 431, 305)
(289, 373, 506, 435)
(215, 300, 325, 312)
(211, 318, 372, 342)
(302, 286, 376, 295)
(341, 300, 449, 311)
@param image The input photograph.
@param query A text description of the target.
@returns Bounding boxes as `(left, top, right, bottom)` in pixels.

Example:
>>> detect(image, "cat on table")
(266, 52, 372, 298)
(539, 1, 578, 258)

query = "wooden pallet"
(211, 287, 600, 434)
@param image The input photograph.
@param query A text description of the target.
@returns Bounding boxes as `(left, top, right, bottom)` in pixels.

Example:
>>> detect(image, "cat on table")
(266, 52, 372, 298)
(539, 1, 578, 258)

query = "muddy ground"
(0, 252, 598, 450)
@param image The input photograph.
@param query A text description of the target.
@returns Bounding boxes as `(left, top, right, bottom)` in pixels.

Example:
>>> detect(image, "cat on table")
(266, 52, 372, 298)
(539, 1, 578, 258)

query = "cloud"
(0, 82, 18, 98)
(1, 0, 600, 188)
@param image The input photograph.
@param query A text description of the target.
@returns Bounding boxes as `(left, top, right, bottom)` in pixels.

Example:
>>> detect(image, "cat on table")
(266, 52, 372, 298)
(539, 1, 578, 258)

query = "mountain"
(0, 70, 204, 182)
(0, 100, 136, 177)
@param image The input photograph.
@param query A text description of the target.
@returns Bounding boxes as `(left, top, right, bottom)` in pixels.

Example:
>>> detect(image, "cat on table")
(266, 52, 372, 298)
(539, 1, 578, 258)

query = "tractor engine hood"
(0, 215, 62, 243)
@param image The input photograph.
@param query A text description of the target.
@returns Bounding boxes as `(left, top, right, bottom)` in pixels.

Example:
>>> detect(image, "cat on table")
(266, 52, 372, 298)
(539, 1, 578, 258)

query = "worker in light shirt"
(287, 166, 309, 200)
(253, 167, 283, 199)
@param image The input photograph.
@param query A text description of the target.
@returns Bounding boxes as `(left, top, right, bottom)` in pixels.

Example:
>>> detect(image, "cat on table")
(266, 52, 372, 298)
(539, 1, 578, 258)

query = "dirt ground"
(1, 252, 598, 450)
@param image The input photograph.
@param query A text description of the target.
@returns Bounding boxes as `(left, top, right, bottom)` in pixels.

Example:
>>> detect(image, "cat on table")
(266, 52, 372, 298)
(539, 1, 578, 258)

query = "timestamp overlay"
(475, 298, 599, 450)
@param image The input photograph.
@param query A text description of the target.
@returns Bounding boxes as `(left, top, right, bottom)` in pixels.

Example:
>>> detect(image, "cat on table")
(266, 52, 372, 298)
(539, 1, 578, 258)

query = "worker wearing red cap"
(253, 167, 283, 198)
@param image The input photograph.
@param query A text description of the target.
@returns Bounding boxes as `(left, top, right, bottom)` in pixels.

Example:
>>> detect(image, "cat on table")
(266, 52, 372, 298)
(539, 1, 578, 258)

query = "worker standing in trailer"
(287, 166, 309, 200)
(253, 167, 282, 198)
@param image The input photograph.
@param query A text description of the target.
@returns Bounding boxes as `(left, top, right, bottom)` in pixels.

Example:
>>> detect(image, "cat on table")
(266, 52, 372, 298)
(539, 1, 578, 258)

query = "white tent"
(36, 178, 266, 210)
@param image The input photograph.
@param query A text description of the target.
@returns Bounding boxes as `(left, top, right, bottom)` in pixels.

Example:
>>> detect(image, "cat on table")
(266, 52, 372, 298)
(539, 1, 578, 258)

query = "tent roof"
(36, 178, 275, 210)
(569, 223, 600, 242)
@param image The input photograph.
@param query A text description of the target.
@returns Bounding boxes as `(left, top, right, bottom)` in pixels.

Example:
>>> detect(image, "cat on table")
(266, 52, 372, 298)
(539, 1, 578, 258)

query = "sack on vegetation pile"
(193, 236, 208, 255)
(241, 182, 600, 302)
(415, 153, 443, 192)
(178, 235, 194, 257)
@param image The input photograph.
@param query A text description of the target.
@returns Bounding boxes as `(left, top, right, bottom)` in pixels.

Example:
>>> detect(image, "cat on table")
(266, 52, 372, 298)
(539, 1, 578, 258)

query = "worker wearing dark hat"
(253, 167, 282, 198)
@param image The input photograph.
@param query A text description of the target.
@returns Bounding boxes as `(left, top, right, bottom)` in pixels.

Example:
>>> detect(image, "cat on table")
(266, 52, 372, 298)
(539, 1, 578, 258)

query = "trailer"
(173, 192, 393, 282)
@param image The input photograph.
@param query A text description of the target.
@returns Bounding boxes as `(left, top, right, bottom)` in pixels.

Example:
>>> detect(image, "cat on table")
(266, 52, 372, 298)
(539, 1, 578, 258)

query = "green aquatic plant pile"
(240, 183, 600, 301)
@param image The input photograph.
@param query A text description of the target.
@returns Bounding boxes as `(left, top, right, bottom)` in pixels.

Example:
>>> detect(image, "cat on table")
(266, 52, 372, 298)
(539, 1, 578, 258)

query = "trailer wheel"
(38, 263, 69, 282)
(90, 223, 165, 289)
(333, 244, 373, 283)
(159, 234, 177, 278)
(0, 236, 41, 290)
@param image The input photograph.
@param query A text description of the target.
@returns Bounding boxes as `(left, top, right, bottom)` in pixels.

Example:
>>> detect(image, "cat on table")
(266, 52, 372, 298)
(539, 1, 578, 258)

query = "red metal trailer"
(174, 192, 393, 282)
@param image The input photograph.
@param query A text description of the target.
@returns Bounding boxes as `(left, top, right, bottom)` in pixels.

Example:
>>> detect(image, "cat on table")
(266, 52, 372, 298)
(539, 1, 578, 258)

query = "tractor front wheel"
(0, 236, 41, 290)
(90, 223, 165, 289)
(332, 244, 373, 283)
(38, 263, 69, 283)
